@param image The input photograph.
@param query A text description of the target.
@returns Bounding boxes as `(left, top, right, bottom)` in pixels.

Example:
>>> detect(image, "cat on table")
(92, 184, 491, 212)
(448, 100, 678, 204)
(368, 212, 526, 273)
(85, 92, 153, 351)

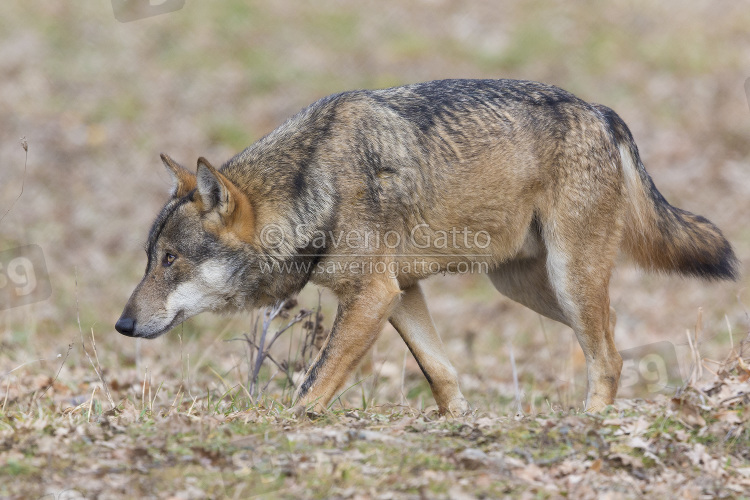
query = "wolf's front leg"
(389, 284, 470, 416)
(292, 276, 401, 413)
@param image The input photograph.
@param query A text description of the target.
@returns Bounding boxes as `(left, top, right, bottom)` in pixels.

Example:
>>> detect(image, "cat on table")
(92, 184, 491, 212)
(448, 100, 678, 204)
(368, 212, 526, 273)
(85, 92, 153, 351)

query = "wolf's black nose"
(115, 317, 136, 336)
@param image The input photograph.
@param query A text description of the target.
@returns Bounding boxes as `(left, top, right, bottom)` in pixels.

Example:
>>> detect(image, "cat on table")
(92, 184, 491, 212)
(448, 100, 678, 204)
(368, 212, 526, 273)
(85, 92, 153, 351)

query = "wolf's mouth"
(142, 310, 186, 339)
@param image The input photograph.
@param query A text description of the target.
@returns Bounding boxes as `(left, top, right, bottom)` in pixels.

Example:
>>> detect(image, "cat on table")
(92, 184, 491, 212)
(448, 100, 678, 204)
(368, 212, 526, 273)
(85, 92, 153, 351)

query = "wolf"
(115, 79, 738, 414)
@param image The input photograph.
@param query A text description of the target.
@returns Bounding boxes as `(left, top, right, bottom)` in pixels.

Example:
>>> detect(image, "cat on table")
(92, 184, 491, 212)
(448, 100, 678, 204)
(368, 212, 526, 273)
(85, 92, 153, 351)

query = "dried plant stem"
(509, 342, 523, 415)
(87, 386, 98, 423)
(2, 377, 10, 412)
(74, 270, 115, 409)
(35, 344, 74, 404)
(141, 367, 148, 412)
(0, 137, 28, 225)
(400, 349, 408, 406)
(694, 308, 703, 381)
(725, 315, 733, 348)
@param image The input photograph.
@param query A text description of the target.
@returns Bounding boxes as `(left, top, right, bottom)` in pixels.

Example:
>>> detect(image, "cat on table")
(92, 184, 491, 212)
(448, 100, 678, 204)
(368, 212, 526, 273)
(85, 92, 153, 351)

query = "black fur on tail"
(594, 104, 739, 281)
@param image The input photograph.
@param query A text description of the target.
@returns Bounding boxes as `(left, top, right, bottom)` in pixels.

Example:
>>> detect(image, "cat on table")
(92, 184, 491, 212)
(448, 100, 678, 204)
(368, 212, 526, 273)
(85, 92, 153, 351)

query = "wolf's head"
(115, 154, 261, 338)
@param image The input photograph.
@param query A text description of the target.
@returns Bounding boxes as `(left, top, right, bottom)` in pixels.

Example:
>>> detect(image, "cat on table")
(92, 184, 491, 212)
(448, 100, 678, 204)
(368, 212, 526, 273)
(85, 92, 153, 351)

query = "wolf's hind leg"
(389, 283, 470, 416)
(489, 224, 623, 412)
(542, 214, 624, 412)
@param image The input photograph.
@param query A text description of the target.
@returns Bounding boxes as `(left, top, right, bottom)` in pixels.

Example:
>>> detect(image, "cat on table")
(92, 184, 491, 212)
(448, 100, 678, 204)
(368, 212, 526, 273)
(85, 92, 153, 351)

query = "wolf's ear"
(196, 157, 231, 213)
(195, 157, 255, 241)
(161, 153, 196, 198)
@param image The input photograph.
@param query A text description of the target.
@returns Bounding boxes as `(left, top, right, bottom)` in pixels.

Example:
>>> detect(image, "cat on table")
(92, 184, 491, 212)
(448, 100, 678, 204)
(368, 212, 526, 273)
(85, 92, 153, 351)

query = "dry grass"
(1, 1, 749, 498)
(2, 322, 749, 498)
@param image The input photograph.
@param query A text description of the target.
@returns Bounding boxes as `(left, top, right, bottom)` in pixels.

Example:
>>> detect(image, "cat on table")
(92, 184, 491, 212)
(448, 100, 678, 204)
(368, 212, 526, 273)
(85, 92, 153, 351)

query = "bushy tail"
(594, 104, 739, 281)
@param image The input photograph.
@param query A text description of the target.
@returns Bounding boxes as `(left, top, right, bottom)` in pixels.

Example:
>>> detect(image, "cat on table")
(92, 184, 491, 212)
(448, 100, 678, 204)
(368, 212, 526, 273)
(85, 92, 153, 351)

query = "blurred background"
(1, 0, 748, 413)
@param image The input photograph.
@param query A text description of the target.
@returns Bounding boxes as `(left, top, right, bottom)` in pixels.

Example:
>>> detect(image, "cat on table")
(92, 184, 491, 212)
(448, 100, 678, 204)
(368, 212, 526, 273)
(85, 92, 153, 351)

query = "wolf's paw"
(584, 397, 616, 414)
(288, 404, 307, 419)
(287, 403, 326, 419)
(584, 403, 606, 414)
(442, 396, 472, 417)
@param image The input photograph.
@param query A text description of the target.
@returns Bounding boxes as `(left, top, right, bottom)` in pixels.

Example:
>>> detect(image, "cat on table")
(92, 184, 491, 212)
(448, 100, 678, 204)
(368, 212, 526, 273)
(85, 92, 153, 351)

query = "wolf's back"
(594, 104, 738, 281)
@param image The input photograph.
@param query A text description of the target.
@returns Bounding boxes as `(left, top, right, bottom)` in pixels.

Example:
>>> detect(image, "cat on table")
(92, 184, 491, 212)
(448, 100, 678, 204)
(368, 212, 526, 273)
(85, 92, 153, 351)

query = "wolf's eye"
(162, 253, 177, 267)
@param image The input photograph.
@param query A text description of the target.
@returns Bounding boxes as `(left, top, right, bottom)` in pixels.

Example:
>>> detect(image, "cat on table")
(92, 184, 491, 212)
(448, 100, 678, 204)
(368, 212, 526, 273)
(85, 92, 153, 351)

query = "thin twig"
(3, 374, 11, 412)
(87, 386, 98, 423)
(328, 375, 371, 410)
(719, 392, 748, 405)
(170, 389, 184, 413)
(301, 290, 324, 371)
(0, 137, 28, 225)
(509, 342, 523, 415)
(90, 328, 115, 408)
(187, 353, 193, 399)
(148, 368, 152, 413)
(400, 349, 408, 406)
(685, 329, 697, 386)
(35, 343, 74, 402)
(266, 310, 313, 352)
(695, 308, 703, 381)
(228, 336, 287, 374)
(178, 330, 184, 393)
(262, 369, 281, 392)
(252, 302, 284, 386)
(152, 381, 164, 413)
(1, 355, 60, 381)
(726, 315, 734, 351)
(246, 300, 312, 398)
(368, 344, 395, 409)
(538, 314, 565, 406)
(74, 270, 115, 409)
(141, 367, 148, 413)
